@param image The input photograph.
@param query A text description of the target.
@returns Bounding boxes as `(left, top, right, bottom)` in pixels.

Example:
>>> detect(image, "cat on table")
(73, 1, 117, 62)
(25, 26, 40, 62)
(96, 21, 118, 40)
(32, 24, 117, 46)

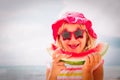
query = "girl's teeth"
(69, 44, 79, 49)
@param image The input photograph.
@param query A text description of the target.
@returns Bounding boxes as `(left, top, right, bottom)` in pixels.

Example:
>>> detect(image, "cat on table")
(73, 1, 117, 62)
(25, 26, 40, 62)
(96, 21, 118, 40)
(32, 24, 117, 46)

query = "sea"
(104, 66, 120, 80)
(0, 66, 46, 80)
(0, 65, 120, 80)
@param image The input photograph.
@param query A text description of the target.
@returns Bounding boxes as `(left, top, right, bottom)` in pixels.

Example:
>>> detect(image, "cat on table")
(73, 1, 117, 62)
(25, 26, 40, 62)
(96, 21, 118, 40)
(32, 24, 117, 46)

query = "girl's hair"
(85, 31, 96, 50)
(55, 23, 96, 51)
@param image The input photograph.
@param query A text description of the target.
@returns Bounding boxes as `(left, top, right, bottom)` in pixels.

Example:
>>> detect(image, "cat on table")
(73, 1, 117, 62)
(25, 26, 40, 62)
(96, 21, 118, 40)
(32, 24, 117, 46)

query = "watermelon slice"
(47, 42, 109, 65)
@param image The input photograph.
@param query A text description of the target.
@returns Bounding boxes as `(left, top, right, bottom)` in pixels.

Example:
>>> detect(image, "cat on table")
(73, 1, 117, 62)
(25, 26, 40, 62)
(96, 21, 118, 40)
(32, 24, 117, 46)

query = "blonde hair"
(55, 23, 96, 51)
(85, 31, 96, 50)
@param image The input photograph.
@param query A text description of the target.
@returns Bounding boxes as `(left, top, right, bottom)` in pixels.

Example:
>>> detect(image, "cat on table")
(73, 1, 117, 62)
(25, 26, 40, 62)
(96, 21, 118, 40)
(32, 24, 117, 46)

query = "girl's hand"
(83, 53, 102, 72)
(82, 53, 102, 80)
(49, 48, 69, 79)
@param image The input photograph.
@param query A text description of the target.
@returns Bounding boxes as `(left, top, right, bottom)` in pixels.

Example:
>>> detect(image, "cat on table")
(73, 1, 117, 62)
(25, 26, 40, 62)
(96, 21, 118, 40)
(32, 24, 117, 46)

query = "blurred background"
(0, 0, 120, 80)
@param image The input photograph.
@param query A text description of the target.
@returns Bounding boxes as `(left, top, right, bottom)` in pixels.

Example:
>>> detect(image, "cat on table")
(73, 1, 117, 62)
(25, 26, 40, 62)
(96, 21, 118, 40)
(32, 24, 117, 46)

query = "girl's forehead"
(62, 23, 86, 32)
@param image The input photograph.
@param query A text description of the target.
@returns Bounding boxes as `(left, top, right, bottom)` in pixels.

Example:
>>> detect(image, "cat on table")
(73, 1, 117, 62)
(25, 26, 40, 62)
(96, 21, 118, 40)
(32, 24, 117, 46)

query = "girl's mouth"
(68, 44, 79, 49)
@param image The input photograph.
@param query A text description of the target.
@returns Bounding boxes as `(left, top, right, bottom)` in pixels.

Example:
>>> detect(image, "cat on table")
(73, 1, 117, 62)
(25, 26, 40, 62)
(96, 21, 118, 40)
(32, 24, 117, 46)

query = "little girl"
(46, 12, 105, 80)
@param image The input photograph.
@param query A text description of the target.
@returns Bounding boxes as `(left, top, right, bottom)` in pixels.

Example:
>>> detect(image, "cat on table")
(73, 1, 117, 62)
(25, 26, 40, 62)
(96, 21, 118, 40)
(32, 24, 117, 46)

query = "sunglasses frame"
(60, 28, 85, 40)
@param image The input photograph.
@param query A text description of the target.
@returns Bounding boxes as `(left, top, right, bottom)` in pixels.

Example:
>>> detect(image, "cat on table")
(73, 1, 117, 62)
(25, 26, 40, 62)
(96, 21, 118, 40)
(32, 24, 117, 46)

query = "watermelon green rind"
(100, 43, 109, 56)
(60, 59, 85, 65)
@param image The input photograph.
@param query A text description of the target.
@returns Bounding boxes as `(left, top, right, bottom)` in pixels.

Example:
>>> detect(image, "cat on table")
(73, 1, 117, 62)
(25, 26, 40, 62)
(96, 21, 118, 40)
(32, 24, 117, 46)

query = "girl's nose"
(70, 34, 77, 41)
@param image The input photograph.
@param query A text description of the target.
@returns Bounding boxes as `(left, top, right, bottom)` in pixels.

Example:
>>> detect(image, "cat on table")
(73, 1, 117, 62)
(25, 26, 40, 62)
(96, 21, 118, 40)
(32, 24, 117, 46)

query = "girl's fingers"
(89, 54, 94, 64)
(84, 55, 89, 65)
(60, 66, 66, 70)
(52, 48, 61, 59)
(96, 53, 101, 63)
(53, 54, 71, 63)
(57, 62, 65, 66)
(93, 53, 101, 63)
(84, 53, 101, 65)
(55, 55, 64, 62)
(52, 48, 71, 63)
(93, 53, 97, 63)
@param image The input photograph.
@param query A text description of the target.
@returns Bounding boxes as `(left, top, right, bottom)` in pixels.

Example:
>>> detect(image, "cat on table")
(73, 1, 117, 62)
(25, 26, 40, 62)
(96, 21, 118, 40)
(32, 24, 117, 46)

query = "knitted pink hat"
(52, 12, 97, 41)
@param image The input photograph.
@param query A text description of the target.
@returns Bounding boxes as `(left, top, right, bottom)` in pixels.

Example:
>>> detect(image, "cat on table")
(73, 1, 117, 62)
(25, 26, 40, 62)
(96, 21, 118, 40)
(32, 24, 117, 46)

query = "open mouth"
(68, 44, 79, 49)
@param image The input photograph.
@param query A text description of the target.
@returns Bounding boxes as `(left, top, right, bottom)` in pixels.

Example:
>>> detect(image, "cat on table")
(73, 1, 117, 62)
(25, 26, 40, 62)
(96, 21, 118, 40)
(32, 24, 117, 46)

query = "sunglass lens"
(74, 29, 83, 39)
(62, 30, 71, 40)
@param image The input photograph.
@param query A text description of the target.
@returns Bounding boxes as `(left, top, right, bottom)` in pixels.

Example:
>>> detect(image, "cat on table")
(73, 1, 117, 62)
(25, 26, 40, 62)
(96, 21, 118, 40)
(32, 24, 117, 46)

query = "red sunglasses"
(60, 29, 85, 40)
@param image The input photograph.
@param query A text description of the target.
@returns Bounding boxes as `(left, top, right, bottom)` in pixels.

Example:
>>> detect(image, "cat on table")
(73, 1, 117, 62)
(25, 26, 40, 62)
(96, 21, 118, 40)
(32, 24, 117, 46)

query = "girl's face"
(59, 23, 87, 53)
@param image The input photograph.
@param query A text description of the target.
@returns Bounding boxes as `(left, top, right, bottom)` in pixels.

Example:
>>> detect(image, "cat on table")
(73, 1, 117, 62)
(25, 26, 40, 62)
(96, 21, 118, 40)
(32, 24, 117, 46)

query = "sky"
(0, 0, 120, 66)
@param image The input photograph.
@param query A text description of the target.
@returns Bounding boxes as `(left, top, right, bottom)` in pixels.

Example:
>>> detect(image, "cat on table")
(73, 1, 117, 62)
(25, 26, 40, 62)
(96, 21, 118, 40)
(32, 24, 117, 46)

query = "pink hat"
(52, 12, 97, 41)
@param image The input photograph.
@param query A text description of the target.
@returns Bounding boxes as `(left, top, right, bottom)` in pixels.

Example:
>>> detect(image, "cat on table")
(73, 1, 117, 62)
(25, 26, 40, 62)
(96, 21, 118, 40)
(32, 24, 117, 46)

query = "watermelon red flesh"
(60, 42, 109, 58)
(51, 42, 109, 65)
(61, 48, 96, 58)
